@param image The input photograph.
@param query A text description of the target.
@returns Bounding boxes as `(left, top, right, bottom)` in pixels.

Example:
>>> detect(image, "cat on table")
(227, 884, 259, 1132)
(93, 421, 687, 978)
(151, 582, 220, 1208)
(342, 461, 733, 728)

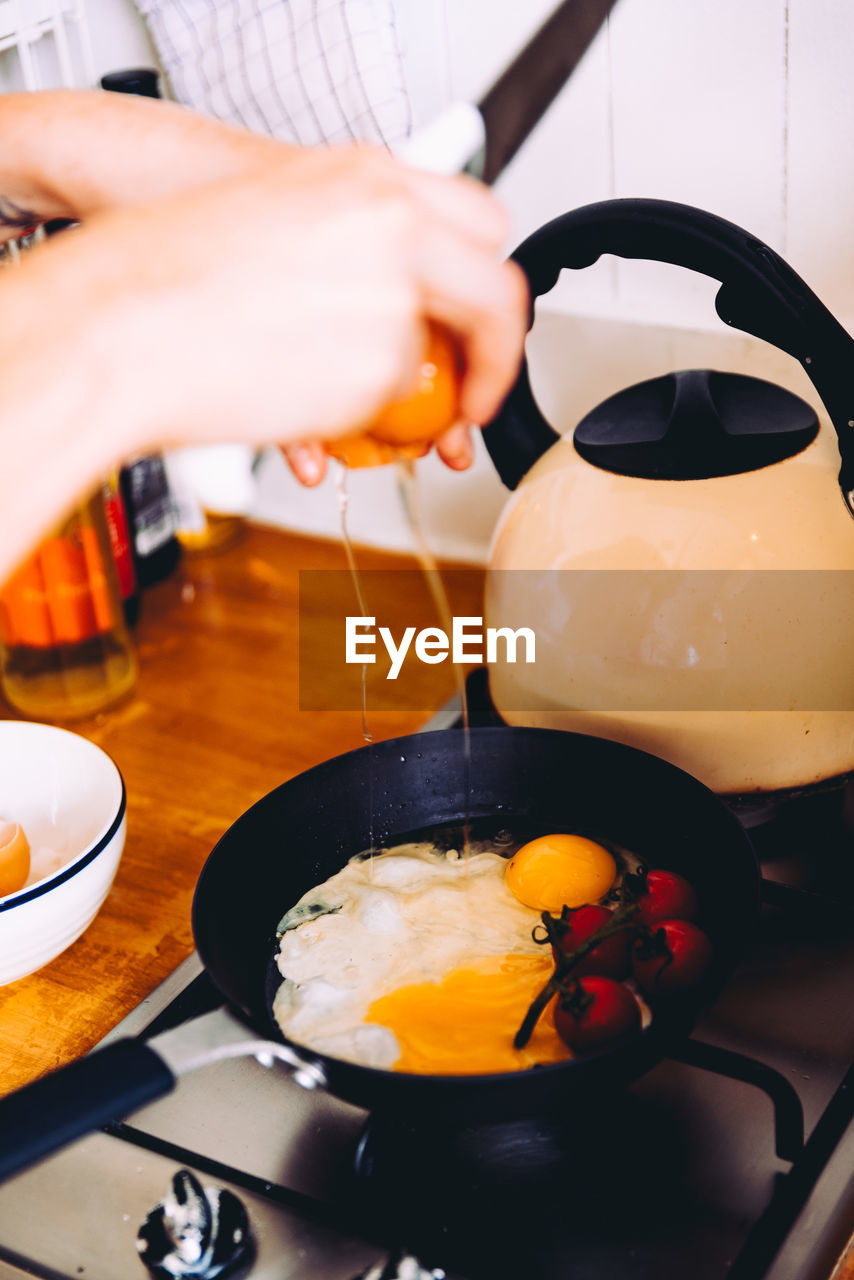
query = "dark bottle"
(101, 66, 182, 587)
(118, 455, 181, 589)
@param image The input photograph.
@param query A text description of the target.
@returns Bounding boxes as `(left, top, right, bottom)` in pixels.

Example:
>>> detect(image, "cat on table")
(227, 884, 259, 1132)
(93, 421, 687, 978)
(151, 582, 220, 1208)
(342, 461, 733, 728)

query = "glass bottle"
(0, 493, 137, 720)
(119, 453, 182, 587)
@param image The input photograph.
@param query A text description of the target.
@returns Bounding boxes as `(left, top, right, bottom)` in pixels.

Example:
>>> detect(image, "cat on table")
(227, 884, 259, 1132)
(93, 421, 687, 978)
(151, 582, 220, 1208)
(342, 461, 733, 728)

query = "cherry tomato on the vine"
(636, 869, 698, 926)
(632, 919, 712, 995)
(552, 904, 631, 979)
(552, 976, 641, 1052)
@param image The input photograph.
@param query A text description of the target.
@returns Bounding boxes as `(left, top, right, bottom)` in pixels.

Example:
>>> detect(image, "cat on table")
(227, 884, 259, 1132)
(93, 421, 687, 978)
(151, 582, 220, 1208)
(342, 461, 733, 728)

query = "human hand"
(0, 89, 283, 237)
(271, 148, 524, 484)
(1, 93, 522, 481)
(282, 420, 474, 486)
(281, 319, 478, 483)
(60, 144, 527, 459)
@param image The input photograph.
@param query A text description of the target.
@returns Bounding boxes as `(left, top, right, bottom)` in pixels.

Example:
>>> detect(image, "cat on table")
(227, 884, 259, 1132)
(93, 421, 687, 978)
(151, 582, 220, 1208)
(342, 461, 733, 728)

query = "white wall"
(0, 0, 156, 89)
(437, 0, 854, 335)
(2, 0, 853, 561)
(85, 0, 158, 75)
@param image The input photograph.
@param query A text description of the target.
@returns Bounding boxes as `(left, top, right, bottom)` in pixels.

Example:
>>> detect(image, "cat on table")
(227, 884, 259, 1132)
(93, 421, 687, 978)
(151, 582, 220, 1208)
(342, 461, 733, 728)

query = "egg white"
(273, 844, 545, 1069)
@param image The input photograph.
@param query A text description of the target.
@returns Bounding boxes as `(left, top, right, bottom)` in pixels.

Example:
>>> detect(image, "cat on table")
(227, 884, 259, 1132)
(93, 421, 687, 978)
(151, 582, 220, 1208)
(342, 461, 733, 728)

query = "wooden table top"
(0, 523, 482, 1097)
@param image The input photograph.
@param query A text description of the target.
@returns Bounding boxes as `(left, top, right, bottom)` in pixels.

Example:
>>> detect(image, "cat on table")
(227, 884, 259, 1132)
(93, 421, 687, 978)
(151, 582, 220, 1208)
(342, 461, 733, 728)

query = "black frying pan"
(0, 727, 759, 1180)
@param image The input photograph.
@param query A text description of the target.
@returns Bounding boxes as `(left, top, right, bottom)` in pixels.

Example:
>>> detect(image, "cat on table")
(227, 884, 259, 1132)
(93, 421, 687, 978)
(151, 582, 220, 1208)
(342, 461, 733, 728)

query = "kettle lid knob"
(573, 369, 818, 480)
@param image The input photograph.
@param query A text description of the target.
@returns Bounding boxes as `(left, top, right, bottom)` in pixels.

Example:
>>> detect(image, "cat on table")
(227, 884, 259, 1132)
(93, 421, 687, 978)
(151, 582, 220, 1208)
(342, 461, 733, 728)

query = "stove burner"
(348, 1034, 808, 1280)
(351, 1085, 740, 1278)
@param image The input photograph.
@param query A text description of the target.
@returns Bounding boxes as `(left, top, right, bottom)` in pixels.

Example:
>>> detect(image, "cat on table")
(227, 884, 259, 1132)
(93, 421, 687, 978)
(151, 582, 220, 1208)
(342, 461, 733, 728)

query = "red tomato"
(636, 870, 698, 926)
(552, 904, 631, 979)
(632, 920, 712, 995)
(553, 976, 641, 1052)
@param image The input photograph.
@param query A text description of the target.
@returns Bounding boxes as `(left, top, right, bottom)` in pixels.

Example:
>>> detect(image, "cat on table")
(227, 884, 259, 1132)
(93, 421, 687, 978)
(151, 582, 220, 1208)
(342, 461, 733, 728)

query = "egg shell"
(0, 822, 31, 898)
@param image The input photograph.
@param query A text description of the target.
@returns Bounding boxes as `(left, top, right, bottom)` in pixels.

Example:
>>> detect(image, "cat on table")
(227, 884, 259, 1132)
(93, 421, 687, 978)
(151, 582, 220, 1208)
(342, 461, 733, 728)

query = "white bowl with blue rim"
(0, 721, 126, 986)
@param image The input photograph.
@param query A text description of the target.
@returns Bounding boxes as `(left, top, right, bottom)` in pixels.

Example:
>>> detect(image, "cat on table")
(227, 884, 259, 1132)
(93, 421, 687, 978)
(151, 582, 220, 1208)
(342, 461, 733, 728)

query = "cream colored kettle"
(482, 199, 854, 796)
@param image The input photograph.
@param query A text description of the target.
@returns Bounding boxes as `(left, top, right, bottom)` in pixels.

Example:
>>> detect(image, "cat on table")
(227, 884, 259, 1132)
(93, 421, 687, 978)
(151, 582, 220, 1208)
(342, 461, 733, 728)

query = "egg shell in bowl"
(0, 721, 126, 985)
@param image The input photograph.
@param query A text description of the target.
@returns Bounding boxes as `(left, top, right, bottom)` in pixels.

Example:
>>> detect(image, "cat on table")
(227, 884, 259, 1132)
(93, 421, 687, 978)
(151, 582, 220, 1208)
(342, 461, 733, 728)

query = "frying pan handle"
(0, 1039, 174, 1182)
(484, 197, 854, 490)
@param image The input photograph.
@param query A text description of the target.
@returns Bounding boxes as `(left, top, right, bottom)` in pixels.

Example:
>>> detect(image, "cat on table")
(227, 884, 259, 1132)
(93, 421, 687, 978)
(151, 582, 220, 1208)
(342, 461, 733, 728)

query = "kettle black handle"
(484, 198, 854, 493)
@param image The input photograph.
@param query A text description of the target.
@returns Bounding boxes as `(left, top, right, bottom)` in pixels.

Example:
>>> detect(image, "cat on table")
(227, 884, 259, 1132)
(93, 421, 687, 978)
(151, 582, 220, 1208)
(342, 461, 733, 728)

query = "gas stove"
(2, 682, 854, 1280)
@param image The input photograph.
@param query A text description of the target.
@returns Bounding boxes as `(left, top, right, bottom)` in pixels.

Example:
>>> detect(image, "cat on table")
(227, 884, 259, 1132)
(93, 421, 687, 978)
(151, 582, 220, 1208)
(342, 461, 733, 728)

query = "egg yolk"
(366, 953, 571, 1074)
(0, 822, 30, 898)
(505, 834, 617, 912)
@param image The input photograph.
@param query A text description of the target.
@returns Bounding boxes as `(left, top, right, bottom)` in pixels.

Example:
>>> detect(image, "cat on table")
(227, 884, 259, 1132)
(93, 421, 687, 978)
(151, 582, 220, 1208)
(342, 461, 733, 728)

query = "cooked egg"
(272, 835, 643, 1075)
(273, 844, 569, 1072)
(505, 834, 617, 912)
(0, 821, 30, 898)
(367, 952, 570, 1074)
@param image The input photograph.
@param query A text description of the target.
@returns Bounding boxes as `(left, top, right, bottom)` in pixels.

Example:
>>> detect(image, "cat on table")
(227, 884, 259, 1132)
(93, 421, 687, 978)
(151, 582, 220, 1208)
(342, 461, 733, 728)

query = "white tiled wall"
(439, 0, 854, 335)
(3, 0, 853, 560)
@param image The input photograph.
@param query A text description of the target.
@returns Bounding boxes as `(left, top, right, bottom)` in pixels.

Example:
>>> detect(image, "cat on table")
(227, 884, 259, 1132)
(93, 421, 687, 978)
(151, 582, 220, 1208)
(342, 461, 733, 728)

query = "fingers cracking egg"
(505, 834, 617, 912)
